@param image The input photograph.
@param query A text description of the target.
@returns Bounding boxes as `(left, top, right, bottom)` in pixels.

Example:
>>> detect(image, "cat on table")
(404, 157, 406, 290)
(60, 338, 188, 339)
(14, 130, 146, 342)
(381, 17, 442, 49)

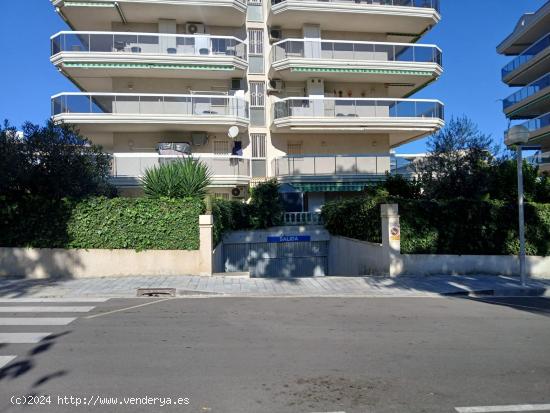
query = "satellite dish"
(228, 126, 239, 140)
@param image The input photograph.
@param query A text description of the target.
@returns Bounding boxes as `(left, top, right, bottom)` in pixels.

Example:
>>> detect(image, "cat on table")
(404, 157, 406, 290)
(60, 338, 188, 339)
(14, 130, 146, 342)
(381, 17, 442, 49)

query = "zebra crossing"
(0, 298, 108, 369)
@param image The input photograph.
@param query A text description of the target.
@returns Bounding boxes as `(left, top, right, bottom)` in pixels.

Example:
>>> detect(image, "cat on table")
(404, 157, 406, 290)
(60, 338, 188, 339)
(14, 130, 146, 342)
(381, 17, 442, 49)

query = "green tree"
(0, 120, 114, 200)
(415, 116, 496, 200)
(486, 148, 550, 203)
(141, 157, 211, 199)
(249, 179, 283, 229)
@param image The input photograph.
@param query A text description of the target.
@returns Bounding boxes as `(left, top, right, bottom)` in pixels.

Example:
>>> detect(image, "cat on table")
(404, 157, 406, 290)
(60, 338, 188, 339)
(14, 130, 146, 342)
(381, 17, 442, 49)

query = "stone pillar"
(199, 215, 214, 276)
(381, 204, 402, 277)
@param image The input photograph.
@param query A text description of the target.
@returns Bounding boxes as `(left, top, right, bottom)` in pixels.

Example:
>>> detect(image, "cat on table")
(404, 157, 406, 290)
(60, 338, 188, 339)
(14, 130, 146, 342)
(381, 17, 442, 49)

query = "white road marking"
(86, 298, 173, 319)
(0, 333, 52, 344)
(0, 298, 108, 303)
(0, 356, 17, 369)
(456, 404, 550, 412)
(0, 317, 76, 326)
(0, 306, 95, 313)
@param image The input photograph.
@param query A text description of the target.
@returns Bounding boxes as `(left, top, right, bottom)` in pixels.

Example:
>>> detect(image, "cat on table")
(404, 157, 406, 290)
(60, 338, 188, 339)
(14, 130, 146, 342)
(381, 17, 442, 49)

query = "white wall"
(329, 236, 388, 276)
(396, 255, 550, 278)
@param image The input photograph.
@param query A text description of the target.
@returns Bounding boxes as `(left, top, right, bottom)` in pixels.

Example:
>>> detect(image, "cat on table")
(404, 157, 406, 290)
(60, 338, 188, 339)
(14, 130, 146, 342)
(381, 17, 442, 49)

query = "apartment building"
(49, 0, 444, 210)
(498, 0, 550, 172)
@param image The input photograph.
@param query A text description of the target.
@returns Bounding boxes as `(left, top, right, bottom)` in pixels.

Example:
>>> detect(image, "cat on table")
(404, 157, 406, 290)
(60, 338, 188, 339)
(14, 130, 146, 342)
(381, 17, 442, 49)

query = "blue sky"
(0, 0, 545, 153)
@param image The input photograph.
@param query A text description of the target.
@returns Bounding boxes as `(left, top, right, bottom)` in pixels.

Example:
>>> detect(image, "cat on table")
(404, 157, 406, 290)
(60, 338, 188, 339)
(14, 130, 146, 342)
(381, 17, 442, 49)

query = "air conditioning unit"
(231, 186, 247, 198)
(269, 27, 282, 43)
(186, 22, 206, 34)
(191, 132, 208, 146)
(268, 79, 284, 93)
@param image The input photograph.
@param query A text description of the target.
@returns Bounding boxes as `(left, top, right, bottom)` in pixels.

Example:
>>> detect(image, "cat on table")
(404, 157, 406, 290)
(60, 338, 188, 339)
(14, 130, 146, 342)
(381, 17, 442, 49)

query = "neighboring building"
(49, 0, 444, 209)
(498, 0, 550, 173)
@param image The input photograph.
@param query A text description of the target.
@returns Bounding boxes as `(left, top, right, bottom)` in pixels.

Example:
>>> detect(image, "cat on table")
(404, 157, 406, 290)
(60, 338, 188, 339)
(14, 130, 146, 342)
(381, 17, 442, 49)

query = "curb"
(442, 287, 549, 298)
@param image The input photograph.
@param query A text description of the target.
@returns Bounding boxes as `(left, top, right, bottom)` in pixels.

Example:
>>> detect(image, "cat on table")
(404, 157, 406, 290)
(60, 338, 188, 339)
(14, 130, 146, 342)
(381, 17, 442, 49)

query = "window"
(247, 0, 263, 22)
(213, 193, 230, 200)
(251, 133, 266, 158)
(287, 142, 302, 155)
(248, 29, 264, 55)
(213, 140, 230, 155)
(248, 29, 264, 74)
(249, 82, 266, 126)
(250, 82, 265, 108)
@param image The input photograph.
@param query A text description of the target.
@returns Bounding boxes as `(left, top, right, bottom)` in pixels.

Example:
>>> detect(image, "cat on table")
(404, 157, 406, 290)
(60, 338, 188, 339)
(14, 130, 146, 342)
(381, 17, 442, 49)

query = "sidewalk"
(0, 275, 549, 299)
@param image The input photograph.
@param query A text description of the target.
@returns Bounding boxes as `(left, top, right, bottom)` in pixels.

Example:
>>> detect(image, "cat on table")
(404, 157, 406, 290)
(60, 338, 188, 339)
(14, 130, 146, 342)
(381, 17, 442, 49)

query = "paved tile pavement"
(0, 275, 549, 299)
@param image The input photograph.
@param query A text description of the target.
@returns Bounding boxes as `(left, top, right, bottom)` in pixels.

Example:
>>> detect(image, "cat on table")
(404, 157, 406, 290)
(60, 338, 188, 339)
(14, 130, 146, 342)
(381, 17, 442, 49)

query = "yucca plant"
(141, 158, 211, 199)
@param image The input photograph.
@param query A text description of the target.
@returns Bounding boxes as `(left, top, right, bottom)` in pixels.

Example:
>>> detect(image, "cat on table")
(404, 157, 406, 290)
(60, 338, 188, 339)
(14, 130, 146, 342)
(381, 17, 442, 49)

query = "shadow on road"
(0, 330, 72, 389)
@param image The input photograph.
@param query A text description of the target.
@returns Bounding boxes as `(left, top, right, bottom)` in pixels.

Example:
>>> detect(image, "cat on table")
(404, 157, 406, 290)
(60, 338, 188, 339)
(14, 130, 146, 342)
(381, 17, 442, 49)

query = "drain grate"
(137, 288, 176, 298)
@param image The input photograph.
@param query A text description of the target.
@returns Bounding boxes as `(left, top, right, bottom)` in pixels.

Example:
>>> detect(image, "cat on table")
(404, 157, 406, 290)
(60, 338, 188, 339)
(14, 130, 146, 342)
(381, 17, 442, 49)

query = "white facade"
(50, 0, 444, 205)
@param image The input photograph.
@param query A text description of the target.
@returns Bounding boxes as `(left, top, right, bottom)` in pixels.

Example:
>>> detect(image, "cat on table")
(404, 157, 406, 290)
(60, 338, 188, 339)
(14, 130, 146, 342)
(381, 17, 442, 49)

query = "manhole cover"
(137, 288, 176, 297)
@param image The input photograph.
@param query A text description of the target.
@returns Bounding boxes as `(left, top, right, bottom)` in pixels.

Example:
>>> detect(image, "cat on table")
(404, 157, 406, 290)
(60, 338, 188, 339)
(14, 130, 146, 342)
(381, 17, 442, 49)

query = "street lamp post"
(505, 125, 530, 286)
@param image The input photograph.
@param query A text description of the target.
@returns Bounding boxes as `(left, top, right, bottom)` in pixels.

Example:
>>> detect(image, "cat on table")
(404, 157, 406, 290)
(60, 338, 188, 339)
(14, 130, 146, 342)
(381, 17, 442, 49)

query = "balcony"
(269, 0, 440, 40)
(51, 32, 247, 88)
(273, 154, 391, 182)
(111, 153, 251, 187)
(503, 73, 550, 119)
(273, 97, 444, 146)
(52, 93, 249, 134)
(271, 39, 442, 96)
(501, 33, 550, 86)
(509, 113, 550, 145)
(51, 0, 247, 31)
(497, 0, 550, 55)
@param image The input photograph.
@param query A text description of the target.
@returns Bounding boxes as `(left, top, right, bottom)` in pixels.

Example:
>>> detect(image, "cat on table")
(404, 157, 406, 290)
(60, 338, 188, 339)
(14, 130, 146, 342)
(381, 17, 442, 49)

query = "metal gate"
(223, 240, 329, 277)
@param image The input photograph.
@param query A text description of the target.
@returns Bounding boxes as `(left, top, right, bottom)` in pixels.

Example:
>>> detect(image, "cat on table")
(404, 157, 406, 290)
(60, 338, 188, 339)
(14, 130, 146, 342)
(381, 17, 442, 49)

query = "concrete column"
(381, 204, 402, 277)
(199, 215, 214, 276)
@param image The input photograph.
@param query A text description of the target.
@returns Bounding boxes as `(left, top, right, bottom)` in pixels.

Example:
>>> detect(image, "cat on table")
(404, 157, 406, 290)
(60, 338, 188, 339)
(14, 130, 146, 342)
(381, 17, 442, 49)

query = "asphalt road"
(0, 296, 549, 413)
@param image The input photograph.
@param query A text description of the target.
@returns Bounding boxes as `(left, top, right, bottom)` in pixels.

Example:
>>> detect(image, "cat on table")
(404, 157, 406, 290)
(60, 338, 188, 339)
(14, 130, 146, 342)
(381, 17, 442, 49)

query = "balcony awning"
(290, 182, 379, 193)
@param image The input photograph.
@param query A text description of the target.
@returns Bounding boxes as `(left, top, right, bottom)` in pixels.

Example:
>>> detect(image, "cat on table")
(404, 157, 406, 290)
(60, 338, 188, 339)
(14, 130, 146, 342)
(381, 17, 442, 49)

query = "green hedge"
(211, 198, 252, 245)
(0, 196, 204, 250)
(322, 196, 550, 256)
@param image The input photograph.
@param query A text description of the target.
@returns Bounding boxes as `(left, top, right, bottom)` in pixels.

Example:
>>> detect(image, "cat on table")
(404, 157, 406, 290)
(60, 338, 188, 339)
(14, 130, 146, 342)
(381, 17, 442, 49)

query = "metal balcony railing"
(111, 154, 251, 178)
(503, 73, 550, 111)
(272, 39, 442, 65)
(273, 98, 444, 120)
(271, 0, 440, 12)
(51, 93, 249, 119)
(502, 33, 550, 78)
(272, 154, 392, 177)
(51, 31, 247, 61)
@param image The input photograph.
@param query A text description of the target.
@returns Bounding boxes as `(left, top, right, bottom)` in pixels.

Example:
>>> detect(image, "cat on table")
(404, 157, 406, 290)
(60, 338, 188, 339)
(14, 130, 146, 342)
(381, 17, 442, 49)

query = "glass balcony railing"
(502, 33, 550, 78)
(503, 73, 550, 110)
(52, 93, 249, 119)
(274, 98, 444, 120)
(272, 39, 442, 65)
(271, 0, 440, 12)
(51, 32, 247, 61)
(517, 112, 550, 135)
(273, 154, 391, 177)
(112, 154, 250, 179)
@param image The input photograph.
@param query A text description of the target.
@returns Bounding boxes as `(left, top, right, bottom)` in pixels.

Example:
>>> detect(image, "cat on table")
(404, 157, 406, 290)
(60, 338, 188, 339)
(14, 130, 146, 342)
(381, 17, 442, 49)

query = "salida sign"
(267, 235, 311, 243)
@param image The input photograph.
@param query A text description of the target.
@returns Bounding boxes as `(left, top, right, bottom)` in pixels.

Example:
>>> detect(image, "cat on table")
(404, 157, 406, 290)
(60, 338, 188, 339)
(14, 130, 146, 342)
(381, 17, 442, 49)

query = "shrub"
(322, 196, 550, 256)
(249, 179, 283, 229)
(0, 196, 205, 250)
(142, 158, 211, 199)
(211, 198, 252, 244)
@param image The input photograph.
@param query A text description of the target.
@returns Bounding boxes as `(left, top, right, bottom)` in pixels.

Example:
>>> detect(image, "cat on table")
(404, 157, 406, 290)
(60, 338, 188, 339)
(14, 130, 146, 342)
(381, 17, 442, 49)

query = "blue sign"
(267, 235, 311, 243)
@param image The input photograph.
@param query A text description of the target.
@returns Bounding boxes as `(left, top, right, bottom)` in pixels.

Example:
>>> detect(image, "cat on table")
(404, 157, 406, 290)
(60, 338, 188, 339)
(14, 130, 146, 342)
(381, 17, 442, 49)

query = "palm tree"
(141, 157, 211, 199)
